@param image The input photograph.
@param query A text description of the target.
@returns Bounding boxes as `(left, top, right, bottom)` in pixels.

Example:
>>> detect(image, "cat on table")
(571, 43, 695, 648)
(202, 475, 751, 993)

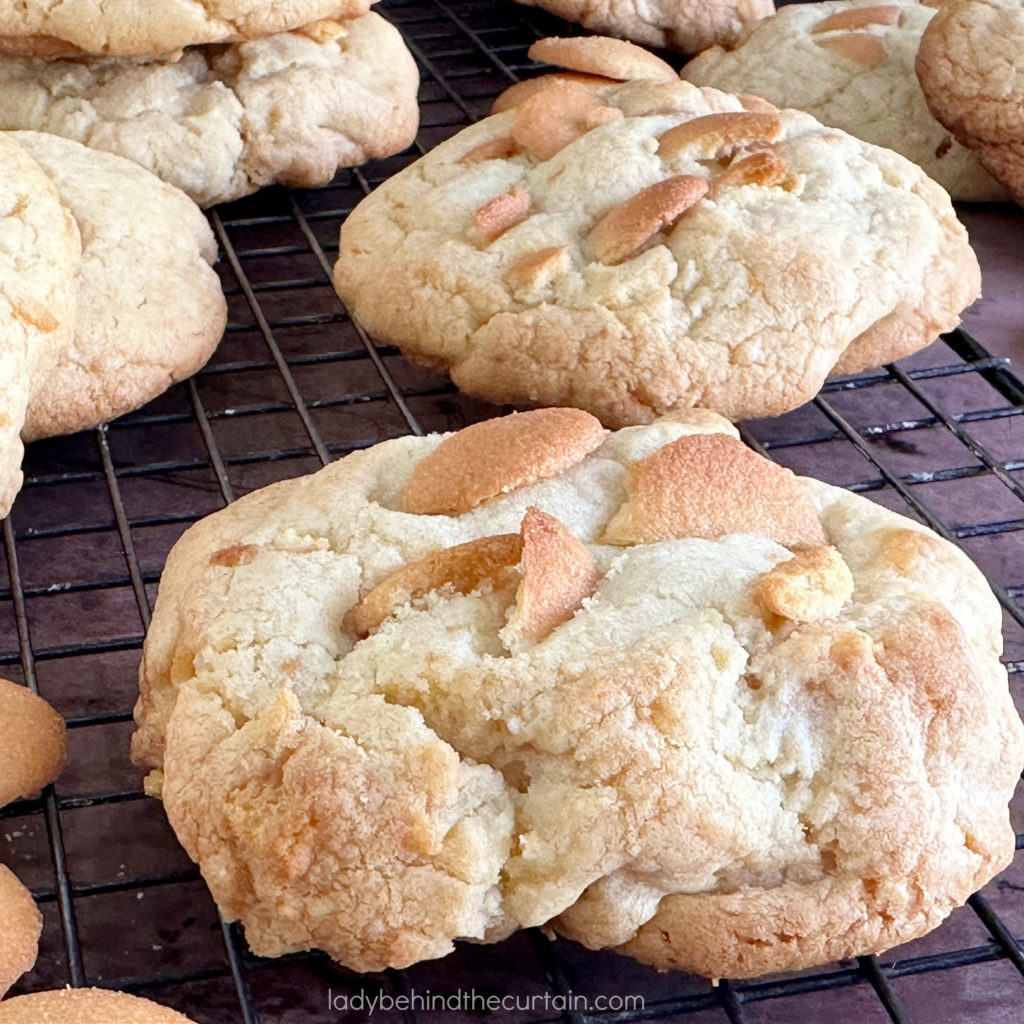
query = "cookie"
(132, 407, 1023, 978)
(0, 14, 420, 209)
(512, 0, 775, 54)
(681, 0, 1007, 202)
(333, 55, 979, 427)
(0, 133, 80, 518)
(0, 0, 372, 59)
(0, 988, 197, 1022)
(0, 866, 41, 999)
(0, 677, 66, 807)
(6, 132, 226, 442)
(915, 0, 1024, 204)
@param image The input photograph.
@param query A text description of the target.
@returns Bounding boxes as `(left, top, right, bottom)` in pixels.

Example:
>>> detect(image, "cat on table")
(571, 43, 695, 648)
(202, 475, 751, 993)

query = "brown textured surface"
(0, 865, 41, 998)
(0, 988, 197, 1022)
(0, 678, 66, 808)
(2, 1, 1024, 1021)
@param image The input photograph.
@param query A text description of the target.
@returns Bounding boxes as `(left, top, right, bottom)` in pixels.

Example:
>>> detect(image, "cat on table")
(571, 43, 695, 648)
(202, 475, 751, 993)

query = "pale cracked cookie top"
(333, 44, 980, 428)
(0, 14, 420, 209)
(0, 133, 80, 519)
(511, 0, 775, 54)
(916, 0, 1024, 205)
(9, 132, 227, 442)
(0, 0, 372, 59)
(132, 407, 1024, 979)
(681, 0, 1007, 202)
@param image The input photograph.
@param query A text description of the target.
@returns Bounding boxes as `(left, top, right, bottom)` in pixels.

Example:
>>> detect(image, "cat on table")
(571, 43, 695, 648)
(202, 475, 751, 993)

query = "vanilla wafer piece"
(528, 35, 677, 82)
(403, 409, 605, 515)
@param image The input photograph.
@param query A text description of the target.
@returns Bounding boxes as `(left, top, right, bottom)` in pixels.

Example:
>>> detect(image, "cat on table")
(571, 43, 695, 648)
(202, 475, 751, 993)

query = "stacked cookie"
(0, 678, 65, 997)
(0, 131, 227, 517)
(0, 2, 420, 207)
(681, 0, 1007, 201)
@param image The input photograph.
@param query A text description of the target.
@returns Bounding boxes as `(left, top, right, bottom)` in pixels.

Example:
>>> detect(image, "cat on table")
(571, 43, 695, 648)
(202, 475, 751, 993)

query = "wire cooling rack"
(2, 1, 1024, 1021)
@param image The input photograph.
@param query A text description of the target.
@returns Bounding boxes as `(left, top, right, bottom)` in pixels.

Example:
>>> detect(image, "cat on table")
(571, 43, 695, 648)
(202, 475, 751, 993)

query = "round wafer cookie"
(7, 132, 226, 442)
(0, 866, 41, 998)
(0, 677, 66, 808)
(0, 988, 197, 1023)
(334, 60, 979, 427)
(0, 0, 372, 59)
(132, 408, 1023, 978)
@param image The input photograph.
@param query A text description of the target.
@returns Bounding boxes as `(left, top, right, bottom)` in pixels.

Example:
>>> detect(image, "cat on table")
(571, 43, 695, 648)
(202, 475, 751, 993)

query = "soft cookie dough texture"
(0, 133, 79, 517)
(0, 14, 420, 208)
(0, 0, 372, 58)
(916, 0, 1024, 204)
(512, 0, 775, 54)
(132, 407, 1024, 979)
(681, 0, 1006, 201)
(0, 132, 225, 515)
(10, 132, 226, 440)
(334, 44, 979, 427)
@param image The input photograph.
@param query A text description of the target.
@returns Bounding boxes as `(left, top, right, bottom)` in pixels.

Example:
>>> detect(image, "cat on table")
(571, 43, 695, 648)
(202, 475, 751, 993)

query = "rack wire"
(2, 0, 1023, 1021)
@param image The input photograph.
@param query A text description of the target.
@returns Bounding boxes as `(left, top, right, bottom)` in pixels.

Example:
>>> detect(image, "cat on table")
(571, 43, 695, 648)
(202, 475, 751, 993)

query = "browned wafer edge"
(511, 78, 623, 161)
(813, 32, 888, 68)
(528, 35, 677, 82)
(602, 434, 826, 548)
(491, 72, 614, 114)
(752, 545, 854, 623)
(473, 185, 531, 241)
(505, 507, 602, 645)
(402, 409, 606, 516)
(657, 111, 782, 160)
(589, 175, 708, 264)
(345, 533, 523, 638)
(813, 5, 901, 32)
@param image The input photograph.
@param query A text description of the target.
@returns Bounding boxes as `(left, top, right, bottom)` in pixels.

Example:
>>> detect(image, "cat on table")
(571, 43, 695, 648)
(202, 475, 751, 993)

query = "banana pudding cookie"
(511, 0, 775, 54)
(0, 132, 79, 519)
(681, 0, 1006, 201)
(916, 0, 1024, 205)
(133, 407, 1023, 978)
(8, 132, 226, 442)
(0, 14, 420, 208)
(333, 38, 979, 428)
(0, 0, 372, 58)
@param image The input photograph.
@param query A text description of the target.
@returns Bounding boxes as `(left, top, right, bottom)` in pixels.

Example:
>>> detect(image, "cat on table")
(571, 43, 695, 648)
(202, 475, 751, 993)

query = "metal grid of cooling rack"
(2, 0, 1024, 1021)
